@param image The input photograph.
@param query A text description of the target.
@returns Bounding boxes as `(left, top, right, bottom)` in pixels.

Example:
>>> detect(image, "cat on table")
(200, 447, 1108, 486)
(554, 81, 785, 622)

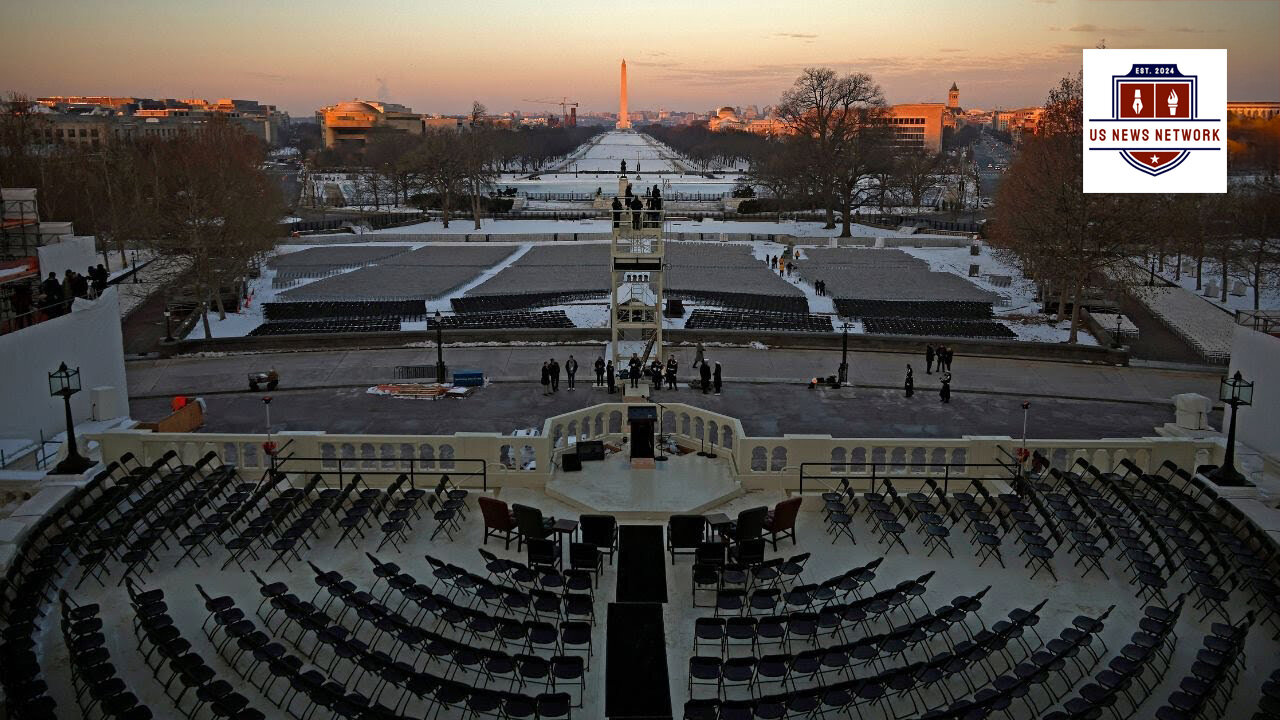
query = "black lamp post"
(837, 323, 851, 385)
(1112, 314, 1123, 349)
(49, 362, 95, 474)
(1208, 371, 1253, 486)
(163, 308, 174, 342)
(434, 310, 447, 383)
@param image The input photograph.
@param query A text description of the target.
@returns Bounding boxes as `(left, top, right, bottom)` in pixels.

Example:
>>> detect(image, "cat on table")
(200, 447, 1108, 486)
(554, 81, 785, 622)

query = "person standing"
(940, 371, 951, 404)
(699, 360, 712, 394)
(693, 341, 705, 369)
(665, 356, 678, 390)
(606, 360, 616, 393)
(550, 358, 560, 392)
(650, 359, 663, 391)
(40, 272, 62, 317)
(904, 364, 914, 398)
(925, 344, 935, 375)
(565, 355, 578, 390)
(594, 356, 605, 387)
(628, 353, 642, 388)
(11, 282, 32, 328)
(540, 362, 551, 396)
(611, 197, 623, 228)
(713, 362, 723, 395)
(945, 347, 955, 372)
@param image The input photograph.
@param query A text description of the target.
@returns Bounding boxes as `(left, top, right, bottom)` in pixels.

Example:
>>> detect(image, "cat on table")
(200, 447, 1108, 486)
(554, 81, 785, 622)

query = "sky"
(1, 0, 1277, 117)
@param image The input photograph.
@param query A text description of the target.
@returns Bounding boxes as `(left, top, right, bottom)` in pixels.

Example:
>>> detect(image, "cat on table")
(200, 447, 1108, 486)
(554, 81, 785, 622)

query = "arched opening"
(830, 448, 847, 474)
(521, 445, 537, 470)
(500, 445, 516, 469)
(771, 446, 788, 472)
(439, 444, 455, 469)
(608, 411, 623, 434)
(419, 444, 435, 469)
(750, 446, 768, 471)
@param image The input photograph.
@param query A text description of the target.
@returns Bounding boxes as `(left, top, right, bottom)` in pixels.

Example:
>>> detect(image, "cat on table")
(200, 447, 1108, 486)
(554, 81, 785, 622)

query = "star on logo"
(1150, 155, 1161, 165)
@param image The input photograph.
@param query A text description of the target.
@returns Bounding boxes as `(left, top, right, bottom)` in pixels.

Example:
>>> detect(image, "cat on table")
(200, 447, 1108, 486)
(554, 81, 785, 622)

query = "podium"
(628, 406, 657, 460)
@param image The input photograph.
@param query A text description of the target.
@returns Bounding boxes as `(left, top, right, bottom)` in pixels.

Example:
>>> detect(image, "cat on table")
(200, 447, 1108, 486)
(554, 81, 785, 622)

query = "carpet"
(616, 525, 667, 603)
(605, 602, 672, 719)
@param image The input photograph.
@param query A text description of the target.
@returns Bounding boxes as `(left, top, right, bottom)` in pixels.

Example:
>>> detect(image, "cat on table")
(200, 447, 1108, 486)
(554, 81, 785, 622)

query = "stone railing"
(91, 403, 1223, 496)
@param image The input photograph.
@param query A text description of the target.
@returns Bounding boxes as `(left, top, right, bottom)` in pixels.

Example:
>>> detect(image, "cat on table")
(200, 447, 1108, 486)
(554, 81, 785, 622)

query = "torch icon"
(1132, 89, 1143, 115)
(1167, 88, 1179, 116)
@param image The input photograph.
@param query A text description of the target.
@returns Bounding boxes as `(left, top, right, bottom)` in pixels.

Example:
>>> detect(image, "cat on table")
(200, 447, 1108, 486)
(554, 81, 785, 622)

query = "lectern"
(628, 406, 657, 460)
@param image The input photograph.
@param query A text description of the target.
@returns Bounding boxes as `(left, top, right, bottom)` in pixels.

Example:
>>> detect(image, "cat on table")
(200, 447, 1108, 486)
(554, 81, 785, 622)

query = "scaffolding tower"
(609, 175, 666, 386)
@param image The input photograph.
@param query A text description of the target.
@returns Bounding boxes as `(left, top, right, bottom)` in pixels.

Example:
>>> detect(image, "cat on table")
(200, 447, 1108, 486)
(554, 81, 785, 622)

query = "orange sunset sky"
(1, 0, 1276, 116)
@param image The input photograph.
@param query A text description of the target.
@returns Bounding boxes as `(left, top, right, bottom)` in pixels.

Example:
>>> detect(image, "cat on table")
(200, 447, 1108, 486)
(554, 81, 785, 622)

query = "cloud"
(772, 32, 818, 39)
(1031, 0, 1055, 4)
(938, 48, 966, 53)
(1170, 26, 1212, 33)
(1062, 23, 1143, 35)
(629, 59, 680, 68)
(241, 70, 290, 83)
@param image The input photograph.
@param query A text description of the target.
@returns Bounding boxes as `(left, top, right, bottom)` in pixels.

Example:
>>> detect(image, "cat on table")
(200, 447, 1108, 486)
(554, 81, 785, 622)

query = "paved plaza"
(126, 345, 1219, 438)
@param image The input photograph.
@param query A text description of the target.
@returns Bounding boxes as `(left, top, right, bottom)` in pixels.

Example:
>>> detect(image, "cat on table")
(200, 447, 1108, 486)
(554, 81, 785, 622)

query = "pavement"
(124, 344, 1222, 439)
(126, 344, 1220, 404)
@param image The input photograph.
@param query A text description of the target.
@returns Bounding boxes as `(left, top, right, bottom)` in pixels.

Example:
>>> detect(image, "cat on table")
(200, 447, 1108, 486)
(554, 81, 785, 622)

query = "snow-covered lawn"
(1154, 261, 1280, 313)
(353, 217, 968, 239)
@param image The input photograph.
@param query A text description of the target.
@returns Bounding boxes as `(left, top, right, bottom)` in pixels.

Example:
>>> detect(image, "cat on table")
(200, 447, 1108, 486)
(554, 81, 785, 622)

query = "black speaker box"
(562, 453, 582, 472)
(577, 441, 605, 461)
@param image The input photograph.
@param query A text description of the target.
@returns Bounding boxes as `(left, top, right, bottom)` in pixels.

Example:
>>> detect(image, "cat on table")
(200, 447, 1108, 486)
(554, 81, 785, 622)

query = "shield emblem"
(1119, 149, 1190, 176)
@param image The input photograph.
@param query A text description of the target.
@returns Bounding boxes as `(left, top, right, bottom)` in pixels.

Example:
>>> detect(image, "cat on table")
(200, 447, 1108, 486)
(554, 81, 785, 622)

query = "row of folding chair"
(1149, 612, 1252, 720)
(1047, 595, 1185, 720)
(61, 591, 153, 719)
(126, 579, 265, 720)
(260, 571, 590, 705)
(207, 587, 577, 717)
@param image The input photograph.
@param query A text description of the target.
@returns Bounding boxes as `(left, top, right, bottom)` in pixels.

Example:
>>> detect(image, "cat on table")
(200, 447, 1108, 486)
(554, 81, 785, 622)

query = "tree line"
(988, 74, 1279, 344)
(1, 93, 283, 338)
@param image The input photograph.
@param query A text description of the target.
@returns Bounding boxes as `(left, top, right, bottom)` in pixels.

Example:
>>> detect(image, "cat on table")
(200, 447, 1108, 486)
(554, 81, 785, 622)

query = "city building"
(1228, 101, 1280, 120)
(317, 100, 422, 149)
(708, 106, 744, 132)
(887, 103, 947, 153)
(36, 96, 288, 145)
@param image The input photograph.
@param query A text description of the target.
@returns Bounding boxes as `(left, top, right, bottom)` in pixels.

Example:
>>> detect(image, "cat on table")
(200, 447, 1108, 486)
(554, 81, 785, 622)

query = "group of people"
(813, 279, 828, 296)
(903, 363, 952, 403)
(20, 265, 110, 324)
(611, 185, 663, 230)
(541, 343, 723, 396)
(765, 254, 795, 278)
(539, 355, 581, 394)
(924, 344, 955, 375)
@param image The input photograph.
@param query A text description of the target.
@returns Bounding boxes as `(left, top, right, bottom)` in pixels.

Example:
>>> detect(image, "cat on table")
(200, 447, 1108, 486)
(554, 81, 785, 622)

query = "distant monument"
(616, 59, 631, 130)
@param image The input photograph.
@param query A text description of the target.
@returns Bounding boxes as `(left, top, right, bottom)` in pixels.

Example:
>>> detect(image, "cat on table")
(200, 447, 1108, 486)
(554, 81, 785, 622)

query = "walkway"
(126, 345, 1219, 405)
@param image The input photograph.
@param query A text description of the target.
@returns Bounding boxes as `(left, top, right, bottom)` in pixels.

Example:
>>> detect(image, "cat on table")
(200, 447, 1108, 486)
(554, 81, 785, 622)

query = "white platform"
(544, 449, 742, 517)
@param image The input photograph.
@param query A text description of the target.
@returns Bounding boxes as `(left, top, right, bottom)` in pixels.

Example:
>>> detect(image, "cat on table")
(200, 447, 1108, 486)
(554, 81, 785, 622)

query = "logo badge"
(1083, 49, 1226, 193)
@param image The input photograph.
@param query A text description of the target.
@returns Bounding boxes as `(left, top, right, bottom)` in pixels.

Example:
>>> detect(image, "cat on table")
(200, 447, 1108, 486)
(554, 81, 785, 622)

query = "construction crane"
(521, 97, 579, 126)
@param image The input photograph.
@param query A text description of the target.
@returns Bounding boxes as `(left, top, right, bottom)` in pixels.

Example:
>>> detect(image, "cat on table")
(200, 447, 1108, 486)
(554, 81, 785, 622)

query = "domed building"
(318, 99, 422, 149)
(709, 105, 745, 132)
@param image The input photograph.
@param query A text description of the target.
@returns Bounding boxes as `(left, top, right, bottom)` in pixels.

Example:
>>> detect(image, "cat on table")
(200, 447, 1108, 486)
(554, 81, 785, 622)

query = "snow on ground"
(1154, 262, 1280, 313)
(1004, 318, 1099, 346)
(897, 243, 1039, 312)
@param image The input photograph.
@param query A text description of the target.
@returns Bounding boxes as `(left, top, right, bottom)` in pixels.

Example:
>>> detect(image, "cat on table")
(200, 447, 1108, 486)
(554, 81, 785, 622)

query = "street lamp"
(1112, 314, 1123, 350)
(163, 308, 174, 342)
(837, 322, 851, 386)
(48, 362, 95, 474)
(434, 310, 447, 383)
(1208, 371, 1253, 486)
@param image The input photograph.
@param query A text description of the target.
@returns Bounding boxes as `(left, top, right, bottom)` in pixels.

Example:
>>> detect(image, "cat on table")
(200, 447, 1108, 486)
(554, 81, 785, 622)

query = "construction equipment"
(521, 97, 579, 126)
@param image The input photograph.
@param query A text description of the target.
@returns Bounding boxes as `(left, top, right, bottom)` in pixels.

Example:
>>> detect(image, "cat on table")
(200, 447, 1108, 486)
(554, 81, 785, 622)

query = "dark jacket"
(565, 358, 577, 375)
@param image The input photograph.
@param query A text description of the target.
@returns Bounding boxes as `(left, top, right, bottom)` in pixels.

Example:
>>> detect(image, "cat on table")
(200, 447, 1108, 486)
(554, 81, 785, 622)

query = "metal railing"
(276, 455, 488, 492)
(796, 460, 1018, 496)
(1236, 309, 1280, 335)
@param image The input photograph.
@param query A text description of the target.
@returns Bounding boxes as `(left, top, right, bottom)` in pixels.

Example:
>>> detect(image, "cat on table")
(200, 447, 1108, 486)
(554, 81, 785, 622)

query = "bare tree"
(409, 130, 467, 229)
(746, 139, 805, 223)
(990, 73, 1149, 342)
(776, 68, 891, 235)
(893, 150, 943, 209)
(461, 130, 499, 230)
(133, 120, 282, 337)
(470, 101, 488, 128)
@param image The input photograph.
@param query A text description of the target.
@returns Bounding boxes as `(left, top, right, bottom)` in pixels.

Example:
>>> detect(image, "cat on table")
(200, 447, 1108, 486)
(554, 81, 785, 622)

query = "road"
(971, 131, 1013, 201)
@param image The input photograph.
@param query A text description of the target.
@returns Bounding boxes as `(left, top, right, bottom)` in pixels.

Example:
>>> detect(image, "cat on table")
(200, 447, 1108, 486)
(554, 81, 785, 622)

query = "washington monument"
(616, 59, 631, 130)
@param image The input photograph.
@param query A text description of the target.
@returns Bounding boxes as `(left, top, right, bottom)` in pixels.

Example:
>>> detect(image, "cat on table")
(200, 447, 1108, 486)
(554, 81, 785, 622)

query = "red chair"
(763, 498, 802, 550)
(479, 497, 517, 549)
